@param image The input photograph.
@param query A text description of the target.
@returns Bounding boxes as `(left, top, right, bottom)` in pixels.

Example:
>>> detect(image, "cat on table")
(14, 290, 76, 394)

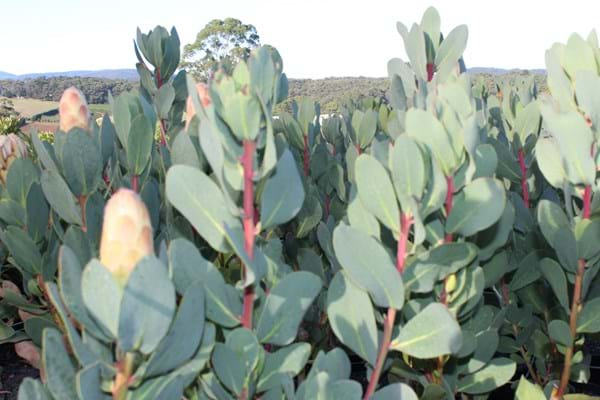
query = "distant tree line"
(0, 72, 547, 115)
(0, 77, 136, 104)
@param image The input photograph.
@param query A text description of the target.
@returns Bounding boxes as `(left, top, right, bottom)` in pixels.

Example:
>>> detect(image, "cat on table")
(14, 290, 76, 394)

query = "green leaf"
(119, 256, 176, 354)
(40, 170, 82, 225)
(538, 200, 577, 271)
(457, 358, 516, 394)
(6, 158, 38, 206)
(257, 271, 322, 345)
(333, 224, 404, 309)
(58, 246, 111, 341)
(390, 135, 427, 201)
(260, 149, 305, 229)
(18, 378, 52, 400)
(446, 178, 506, 236)
(127, 114, 154, 175)
(327, 272, 378, 365)
(168, 238, 241, 327)
(577, 297, 600, 333)
(435, 25, 468, 82)
(258, 343, 311, 392)
(347, 191, 380, 239)
(81, 259, 122, 337)
(540, 107, 595, 185)
(156, 85, 175, 119)
(0, 226, 42, 275)
(515, 377, 546, 400)
(213, 328, 259, 395)
(548, 319, 572, 346)
(42, 328, 78, 399)
(171, 132, 201, 168)
(61, 129, 102, 196)
(166, 165, 240, 252)
(76, 362, 109, 400)
(536, 135, 567, 188)
(406, 24, 427, 81)
(371, 383, 418, 400)
(144, 281, 205, 377)
(539, 258, 570, 313)
(391, 303, 462, 358)
(406, 108, 456, 176)
(465, 330, 499, 374)
(357, 110, 378, 149)
(355, 154, 399, 234)
(404, 243, 477, 293)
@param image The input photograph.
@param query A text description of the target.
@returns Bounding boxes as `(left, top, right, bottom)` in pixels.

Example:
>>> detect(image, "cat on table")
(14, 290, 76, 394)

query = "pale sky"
(2, 0, 600, 78)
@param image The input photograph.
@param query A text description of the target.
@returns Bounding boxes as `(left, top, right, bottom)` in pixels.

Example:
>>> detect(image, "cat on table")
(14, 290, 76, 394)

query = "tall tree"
(181, 18, 260, 81)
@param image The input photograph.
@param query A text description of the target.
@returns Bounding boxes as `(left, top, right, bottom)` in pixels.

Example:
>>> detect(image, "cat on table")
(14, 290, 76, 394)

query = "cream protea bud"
(100, 189, 153, 283)
(59, 87, 90, 132)
(185, 83, 211, 130)
(0, 133, 28, 184)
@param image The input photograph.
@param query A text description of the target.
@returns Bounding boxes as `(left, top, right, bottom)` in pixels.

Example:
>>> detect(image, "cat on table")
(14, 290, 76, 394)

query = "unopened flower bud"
(185, 83, 211, 130)
(0, 133, 28, 184)
(100, 189, 153, 283)
(445, 273, 457, 294)
(59, 87, 90, 132)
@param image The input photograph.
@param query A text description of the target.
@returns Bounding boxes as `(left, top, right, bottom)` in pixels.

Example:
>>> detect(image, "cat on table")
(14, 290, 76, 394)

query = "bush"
(0, 7, 599, 400)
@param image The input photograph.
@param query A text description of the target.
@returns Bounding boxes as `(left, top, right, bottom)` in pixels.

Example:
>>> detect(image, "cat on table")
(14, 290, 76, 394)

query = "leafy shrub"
(0, 7, 599, 400)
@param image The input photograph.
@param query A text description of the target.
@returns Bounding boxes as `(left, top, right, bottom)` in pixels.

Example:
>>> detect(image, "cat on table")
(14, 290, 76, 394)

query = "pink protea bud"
(0, 133, 28, 184)
(185, 83, 211, 130)
(59, 87, 90, 132)
(100, 189, 153, 283)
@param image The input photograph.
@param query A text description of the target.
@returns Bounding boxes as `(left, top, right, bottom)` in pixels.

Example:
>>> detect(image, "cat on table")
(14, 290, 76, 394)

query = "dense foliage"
(0, 76, 136, 104)
(1, 6, 600, 400)
(181, 18, 261, 82)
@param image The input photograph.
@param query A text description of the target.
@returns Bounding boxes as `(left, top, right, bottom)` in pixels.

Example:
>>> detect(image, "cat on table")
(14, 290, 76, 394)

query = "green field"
(1, 97, 110, 119)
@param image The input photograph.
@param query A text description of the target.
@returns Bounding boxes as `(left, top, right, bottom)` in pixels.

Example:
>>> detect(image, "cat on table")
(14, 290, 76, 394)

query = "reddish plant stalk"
(554, 185, 593, 399)
(518, 149, 530, 208)
(427, 63, 435, 82)
(444, 175, 454, 243)
(78, 195, 88, 233)
(583, 185, 592, 219)
(240, 140, 257, 331)
(363, 213, 412, 399)
(356, 144, 362, 155)
(303, 135, 310, 176)
(131, 175, 139, 193)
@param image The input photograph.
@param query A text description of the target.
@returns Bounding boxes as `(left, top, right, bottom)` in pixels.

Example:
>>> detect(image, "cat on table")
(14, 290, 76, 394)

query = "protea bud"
(99, 189, 153, 283)
(59, 87, 90, 132)
(0, 133, 28, 184)
(185, 83, 211, 130)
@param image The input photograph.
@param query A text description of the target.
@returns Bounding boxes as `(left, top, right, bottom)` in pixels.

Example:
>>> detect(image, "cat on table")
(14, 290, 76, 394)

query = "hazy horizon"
(2, 0, 599, 78)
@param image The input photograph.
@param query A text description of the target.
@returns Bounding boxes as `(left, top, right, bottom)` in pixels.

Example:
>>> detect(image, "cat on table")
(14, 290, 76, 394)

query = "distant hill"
(0, 69, 138, 81)
(468, 67, 545, 75)
(0, 67, 548, 81)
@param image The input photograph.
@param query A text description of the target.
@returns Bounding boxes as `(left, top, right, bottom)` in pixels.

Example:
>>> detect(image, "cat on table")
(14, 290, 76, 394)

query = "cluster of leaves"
(1, 6, 600, 400)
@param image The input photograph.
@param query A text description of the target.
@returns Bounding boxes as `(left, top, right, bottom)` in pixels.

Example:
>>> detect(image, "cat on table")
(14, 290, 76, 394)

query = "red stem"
(444, 176, 454, 243)
(356, 143, 362, 155)
(303, 135, 310, 176)
(427, 63, 435, 82)
(583, 185, 592, 219)
(518, 149, 530, 208)
(363, 213, 412, 399)
(554, 185, 592, 399)
(131, 175, 139, 193)
(78, 195, 88, 233)
(240, 140, 256, 330)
